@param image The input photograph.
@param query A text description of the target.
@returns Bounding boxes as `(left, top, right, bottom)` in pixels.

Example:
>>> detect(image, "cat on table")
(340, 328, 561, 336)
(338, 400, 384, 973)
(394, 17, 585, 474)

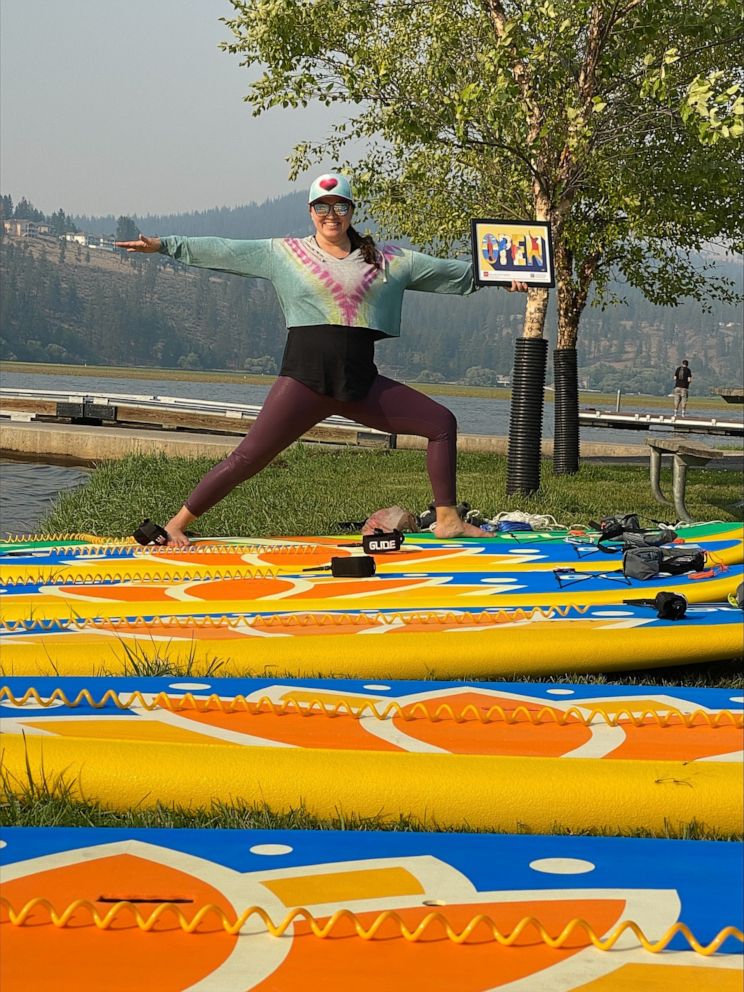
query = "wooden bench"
(647, 438, 715, 522)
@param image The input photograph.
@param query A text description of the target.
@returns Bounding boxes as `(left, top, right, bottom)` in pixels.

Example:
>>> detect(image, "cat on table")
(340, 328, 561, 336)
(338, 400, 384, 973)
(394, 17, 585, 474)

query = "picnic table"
(647, 437, 716, 523)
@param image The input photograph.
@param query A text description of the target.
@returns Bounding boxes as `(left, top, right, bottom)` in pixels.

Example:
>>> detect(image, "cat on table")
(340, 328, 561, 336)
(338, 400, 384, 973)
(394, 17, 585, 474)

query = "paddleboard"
(0, 534, 741, 588)
(1, 554, 740, 627)
(1, 678, 741, 833)
(1, 602, 742, 678)
(3, 676, 741, 762)
(2, 826, 741, 991)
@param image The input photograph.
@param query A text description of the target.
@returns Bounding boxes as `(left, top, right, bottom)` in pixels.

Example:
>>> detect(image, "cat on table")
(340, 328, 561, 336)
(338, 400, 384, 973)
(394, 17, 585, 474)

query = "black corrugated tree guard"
(506, 337, 548, 496)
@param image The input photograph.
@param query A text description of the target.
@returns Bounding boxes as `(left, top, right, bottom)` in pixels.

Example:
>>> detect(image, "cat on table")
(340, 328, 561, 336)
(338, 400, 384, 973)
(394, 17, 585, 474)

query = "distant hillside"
(72, 193, 310, 240)
(1, 191, 742, 394)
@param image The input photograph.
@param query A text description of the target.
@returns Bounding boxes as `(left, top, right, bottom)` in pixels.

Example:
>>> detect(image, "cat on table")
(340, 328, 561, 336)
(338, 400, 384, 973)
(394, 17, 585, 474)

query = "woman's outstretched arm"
(115, 234, 273, 280)
(406, 249, 527, 294)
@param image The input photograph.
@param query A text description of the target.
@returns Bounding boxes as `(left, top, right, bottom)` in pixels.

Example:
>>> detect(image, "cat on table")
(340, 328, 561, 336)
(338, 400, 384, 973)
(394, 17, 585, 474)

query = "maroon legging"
(184, 375, 458, 516)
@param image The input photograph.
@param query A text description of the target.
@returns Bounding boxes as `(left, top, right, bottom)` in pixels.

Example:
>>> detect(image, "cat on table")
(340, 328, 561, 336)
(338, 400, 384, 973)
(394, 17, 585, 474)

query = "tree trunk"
(523, 285, 550, 338)
(553, 240, 583, 475)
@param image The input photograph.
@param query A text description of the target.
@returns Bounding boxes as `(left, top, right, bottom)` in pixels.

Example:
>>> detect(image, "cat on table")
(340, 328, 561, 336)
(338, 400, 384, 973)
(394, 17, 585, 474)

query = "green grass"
(71, 648, 743, 688)
(0, 359, 277, 388)
(472, 661, 744, 690)
(41, 446, 742, 539)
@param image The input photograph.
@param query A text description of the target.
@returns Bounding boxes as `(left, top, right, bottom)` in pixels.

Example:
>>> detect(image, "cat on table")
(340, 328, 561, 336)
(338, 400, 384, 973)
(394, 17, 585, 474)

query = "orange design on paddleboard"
(172, 699, 400, 752)
(1, 854, 237, 992)
(393, 692, 592, 756)
(251, 898, 626, 991)
(607, 719, 744, 761)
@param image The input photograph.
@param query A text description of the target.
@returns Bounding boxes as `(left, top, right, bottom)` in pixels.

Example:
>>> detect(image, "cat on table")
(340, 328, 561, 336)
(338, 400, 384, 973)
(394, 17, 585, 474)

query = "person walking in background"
(116, 172, 527, 545)
(673, 359, 692, 417)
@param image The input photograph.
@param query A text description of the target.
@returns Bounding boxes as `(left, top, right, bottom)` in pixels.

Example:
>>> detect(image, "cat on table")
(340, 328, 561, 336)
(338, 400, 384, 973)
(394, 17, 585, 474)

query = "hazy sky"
(1, 0, 348, 217)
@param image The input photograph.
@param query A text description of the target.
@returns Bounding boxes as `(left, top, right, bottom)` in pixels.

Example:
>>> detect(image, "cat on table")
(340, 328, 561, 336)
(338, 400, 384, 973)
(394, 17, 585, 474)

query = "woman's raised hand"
(115, 234, 161, 253)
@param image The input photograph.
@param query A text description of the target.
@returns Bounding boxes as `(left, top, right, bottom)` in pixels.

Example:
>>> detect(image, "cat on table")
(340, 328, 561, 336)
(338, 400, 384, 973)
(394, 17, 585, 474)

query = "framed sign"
(471, 219, 555, 288)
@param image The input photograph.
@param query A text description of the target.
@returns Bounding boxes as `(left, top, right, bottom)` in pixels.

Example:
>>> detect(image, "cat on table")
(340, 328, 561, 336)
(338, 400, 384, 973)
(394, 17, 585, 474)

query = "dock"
(716, 388, 744, 405)
(578, 409, 743, 438)
(0, 387, 394, 448)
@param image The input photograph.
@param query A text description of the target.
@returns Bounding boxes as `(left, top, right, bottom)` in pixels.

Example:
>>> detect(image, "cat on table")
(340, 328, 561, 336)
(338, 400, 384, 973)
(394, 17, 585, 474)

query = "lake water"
(0, 459, 90, 536)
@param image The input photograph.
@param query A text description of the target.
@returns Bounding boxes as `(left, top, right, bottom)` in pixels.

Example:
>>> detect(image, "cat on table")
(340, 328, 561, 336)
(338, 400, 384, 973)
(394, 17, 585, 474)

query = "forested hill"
(73, 193, 310, 240)
(1, 191, 741, 395)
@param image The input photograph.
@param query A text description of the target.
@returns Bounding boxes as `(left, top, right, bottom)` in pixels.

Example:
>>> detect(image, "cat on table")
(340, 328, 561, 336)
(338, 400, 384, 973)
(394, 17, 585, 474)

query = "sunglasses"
(311, 201, 352, 217)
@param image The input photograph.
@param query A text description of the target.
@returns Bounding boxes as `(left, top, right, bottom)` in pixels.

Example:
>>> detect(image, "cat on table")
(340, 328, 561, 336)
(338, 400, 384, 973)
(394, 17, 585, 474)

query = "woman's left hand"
(115, 235, 161, 253)
(508, 281, 529, 292)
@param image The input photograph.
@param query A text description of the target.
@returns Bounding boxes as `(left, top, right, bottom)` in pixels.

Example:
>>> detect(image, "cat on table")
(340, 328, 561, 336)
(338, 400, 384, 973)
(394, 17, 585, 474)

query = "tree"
(465, 366, 498, 386)
(116, 216, 139, 242)
(49, 208, 77, 236)
(243, 355, 278, 374)
(178, 351, 202, 370)
(223, 0, 743, 490)
(13, 197, 45, 222)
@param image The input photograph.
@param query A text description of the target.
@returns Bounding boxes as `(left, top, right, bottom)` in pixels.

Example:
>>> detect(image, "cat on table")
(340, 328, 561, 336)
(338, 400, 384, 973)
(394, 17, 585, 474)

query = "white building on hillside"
(3, 219, 51, 236)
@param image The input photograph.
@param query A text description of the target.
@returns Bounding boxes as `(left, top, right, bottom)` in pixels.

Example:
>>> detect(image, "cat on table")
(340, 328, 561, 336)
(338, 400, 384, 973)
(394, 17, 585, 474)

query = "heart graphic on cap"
(319, 178, 338, 191)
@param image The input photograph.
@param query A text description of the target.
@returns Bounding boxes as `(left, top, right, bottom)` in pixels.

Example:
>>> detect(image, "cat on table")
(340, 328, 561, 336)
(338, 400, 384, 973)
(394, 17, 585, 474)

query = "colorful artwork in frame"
(471, 218, 555, 287)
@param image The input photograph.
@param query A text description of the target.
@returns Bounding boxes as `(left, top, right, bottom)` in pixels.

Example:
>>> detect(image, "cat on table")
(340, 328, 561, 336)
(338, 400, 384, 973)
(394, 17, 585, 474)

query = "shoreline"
(0, 420, 659, 466)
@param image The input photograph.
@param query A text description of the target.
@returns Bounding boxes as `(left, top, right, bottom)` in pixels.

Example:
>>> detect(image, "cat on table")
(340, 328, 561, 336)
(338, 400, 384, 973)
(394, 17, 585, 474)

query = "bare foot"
(163, 520, 192, 547)
(432, 520, 485, 539)
(161, 506, 198, 547)
(432, 506, 485, 539)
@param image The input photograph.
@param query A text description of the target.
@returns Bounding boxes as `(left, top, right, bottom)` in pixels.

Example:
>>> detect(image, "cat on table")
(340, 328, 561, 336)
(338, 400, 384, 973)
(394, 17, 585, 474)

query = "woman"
(117, 173, 527, 545)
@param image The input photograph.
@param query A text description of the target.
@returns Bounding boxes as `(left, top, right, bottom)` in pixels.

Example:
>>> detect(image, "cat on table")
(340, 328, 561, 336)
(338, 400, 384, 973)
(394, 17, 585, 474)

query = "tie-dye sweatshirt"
(158, 235, 476, 337)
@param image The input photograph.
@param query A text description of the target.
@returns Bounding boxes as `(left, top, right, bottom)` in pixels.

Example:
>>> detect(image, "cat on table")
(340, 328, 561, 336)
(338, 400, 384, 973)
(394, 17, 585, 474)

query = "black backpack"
(623, 546, 706, 581)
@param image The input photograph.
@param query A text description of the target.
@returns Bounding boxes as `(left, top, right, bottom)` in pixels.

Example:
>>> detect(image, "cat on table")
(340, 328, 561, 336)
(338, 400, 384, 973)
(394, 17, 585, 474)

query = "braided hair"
(348, 226, 380, 268)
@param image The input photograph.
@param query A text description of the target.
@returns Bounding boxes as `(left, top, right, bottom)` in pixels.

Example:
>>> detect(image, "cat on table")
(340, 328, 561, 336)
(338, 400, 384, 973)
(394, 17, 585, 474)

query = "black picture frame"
(471, 218, 555, 288)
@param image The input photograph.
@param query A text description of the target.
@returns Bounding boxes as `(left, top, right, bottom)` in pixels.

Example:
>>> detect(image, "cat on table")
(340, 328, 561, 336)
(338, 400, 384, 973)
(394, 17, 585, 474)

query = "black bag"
(593, 513, 677, 553)
(597, 514, 642, 539)
(661, 547, 706, 574)
(623, 546, 706, 580)
(621, 528, 678, 549)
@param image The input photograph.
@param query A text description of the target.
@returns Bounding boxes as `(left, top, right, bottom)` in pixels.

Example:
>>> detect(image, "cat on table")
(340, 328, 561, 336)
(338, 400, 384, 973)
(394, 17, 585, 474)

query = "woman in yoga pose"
(117, 173, 526, 545)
